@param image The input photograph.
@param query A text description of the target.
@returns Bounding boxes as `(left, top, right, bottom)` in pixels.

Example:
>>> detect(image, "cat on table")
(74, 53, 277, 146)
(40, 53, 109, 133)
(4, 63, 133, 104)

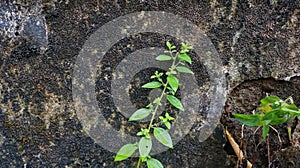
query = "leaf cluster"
(233, 96, 300, 140)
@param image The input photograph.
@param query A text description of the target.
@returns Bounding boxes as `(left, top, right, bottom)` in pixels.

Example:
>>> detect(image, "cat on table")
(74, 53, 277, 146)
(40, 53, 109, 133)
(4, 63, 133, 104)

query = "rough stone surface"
(0, 0, 299, 167)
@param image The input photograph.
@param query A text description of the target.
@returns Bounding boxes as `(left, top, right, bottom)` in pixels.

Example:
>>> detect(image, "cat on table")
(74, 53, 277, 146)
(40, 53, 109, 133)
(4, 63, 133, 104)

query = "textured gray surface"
(0, 1, 299, 167)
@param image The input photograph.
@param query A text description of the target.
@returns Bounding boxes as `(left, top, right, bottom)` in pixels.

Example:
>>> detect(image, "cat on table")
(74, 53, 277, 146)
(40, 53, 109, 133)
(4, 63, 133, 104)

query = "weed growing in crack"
(114, 42, 193, 168)
(233, 95, 300, 140)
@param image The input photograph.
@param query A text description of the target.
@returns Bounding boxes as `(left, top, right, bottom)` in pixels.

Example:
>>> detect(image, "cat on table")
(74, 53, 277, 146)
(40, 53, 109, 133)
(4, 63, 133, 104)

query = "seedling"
(233, 95, 300, 140)
(114, 42, 193, 168)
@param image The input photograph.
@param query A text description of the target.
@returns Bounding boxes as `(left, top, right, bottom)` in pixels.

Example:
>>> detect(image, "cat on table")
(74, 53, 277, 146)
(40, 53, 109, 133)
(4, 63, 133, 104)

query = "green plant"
(114, 42, 193, 168)
(233, 95, 300, 140)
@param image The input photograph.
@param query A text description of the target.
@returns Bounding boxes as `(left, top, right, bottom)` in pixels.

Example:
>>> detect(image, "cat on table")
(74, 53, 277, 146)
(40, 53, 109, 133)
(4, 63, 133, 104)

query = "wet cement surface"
(0, 1, 299, 167)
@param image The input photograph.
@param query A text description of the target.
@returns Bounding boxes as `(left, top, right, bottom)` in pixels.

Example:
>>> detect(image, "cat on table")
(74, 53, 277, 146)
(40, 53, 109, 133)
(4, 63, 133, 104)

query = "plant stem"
(137, 157, 141, 168)
(287, 126, 292, 142)
(267, 136, 271, 168)
(147, 53, 177, 131)
(170, 52, 177, 69)
(147, 81, 169, 131)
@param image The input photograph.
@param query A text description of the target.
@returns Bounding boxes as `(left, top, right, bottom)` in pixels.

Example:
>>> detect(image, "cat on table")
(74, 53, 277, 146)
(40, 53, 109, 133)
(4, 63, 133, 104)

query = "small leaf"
(129, 108, 151, 121)
(232, 113, 262, 126)
(114, 144, 137, 161)
(154, 127, 173, 148)
(165, 113, 174, 121)
(146, 158, 164, 168)
(156, 55, 172, 61)
(170, 70, 177, 74)
(181, 42, 193, 50)
(139, 137, 152, 157)
(137, 131, 143, 136)
(180, 49, 189, 53)
(164, 121, 171, 129)
(262, 121, 271, 140)
(176, 66, 194, 74)
(178, 53, 192, 64)
(166, 95, 184, 111)
(166, 41, 172, 50)
(153, 98, 162, 106)
(142, 82, 162, 88)
(167, 87, 175, 95)
(140, 156, 147, 162)
(146, 103, 153, 108)
(167, 76, 179, 92)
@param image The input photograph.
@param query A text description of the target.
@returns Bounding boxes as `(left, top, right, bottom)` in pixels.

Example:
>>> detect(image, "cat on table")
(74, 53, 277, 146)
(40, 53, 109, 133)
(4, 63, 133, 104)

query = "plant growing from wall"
(233, 95, 300, 140)
(114, 42, 193, 168)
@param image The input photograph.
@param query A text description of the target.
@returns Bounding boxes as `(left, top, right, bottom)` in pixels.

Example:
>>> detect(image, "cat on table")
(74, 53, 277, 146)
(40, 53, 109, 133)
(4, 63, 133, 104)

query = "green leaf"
(178, 53, 192, 64)
(262, 97, 280, 110)
(262, 121, 271, 140)
(129, 108, 151, 121)
(146, 103, 153, 108)
(262, 110, 289, 125)
(159, 116, 164, 120)
(262, 110, 279, 121)
(170, 70, 177, 75)
(180, 49, 189, 53)
(142, 82, 162, 88)
(114, 143, 137, 161)
(165, 113, 174, 121)
(137, 131, 143, 136)
(232, 113, 262, 126)
(284, 104, 299, 111)
(269, 116, 289, 125)
(167, 87, 175, 95)
(181, 42, 193, 50)
(176, 66, 194, 74)
(156, 55, 172, 61)
(259, 96, 281, 112)
(146, 158, 164, 168)
(166, 41, 172, 50)
(281, 107, 300, 116)
(166, 95, 184, 111)
(137, 128, 150, 137)
(260, 96, 281, 104)
(164, 121, 171, 129)
(139, 137, 152, 157)
(167, 75, 179, 92)
(153, 127, 173, 148)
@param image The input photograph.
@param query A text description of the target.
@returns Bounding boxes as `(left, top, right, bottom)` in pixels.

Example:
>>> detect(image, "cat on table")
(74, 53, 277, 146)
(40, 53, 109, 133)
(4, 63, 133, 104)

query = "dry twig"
(225, 129, 253, 168)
